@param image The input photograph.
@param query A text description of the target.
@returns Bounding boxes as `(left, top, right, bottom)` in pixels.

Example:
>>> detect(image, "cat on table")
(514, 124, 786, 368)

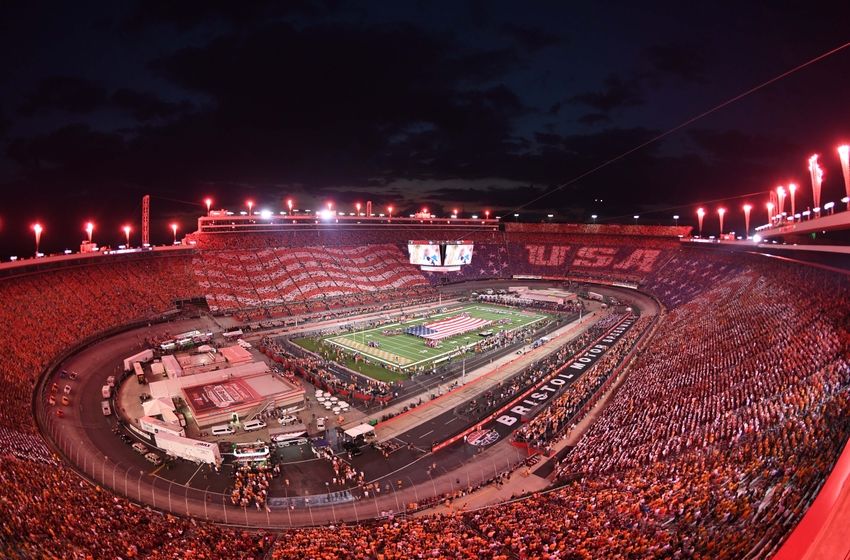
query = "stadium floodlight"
(752, 233, 762, 243)
(472, 214, 478, 219)
(85, 222, 94, 242)
(32, 223, 43, 257)
(788, 183, 797, 216)
(260, 209, 272, 220)
(697, 208, 705, 237)
(356, 202, 361, 216)
(776, 185, 786, 215)
(387, 205, 393, 219)
(123, 225, 131, 248)
(484, 210, 490, 219)
(286, 198, 294, 213)
(326, 201, 333, 211)
(591, 214, 597, 223)
(204, 198, 212, 215)
(742, 204, 752, 238)
(808, 154, 824, 210)
(453, 208, 458, 217)
(319, 209, 334, 221)
(547, 213, 554, 219)
(170, 223, 178, 244)
(718, 207, 726, 235)
(824, 201, 835, 214)
(246, 200, 254, 215)
(839, 146, 850, 208)
(633, 215, 639, 221)
(766, 202, 774, 224)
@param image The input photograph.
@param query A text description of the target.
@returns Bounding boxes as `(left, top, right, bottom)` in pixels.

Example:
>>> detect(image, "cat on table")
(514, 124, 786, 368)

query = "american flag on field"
(406, 313, 492, 341)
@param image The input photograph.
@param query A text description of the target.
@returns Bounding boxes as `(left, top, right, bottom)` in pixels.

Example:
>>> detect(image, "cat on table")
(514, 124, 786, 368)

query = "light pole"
(776, 186, 786, 219)
(247, 200, 254, 216)
(743, 204, 752, 239)
(717, 207, 726, 236)
(286, 198, 294, 214)
(838, 145, 850, 209)
(205, 198, 212, 216)
(171, 223, 178, 244)
(697, 208, 705, 237)
(356, 202, 362, 216)
(33, 223, 43, 257)
(767, 202, 774, 225)
(673, 215, 679, 227)
(387, 205, 393, 220)
(123, 225, 131, 248)
(633, 215, 639, 224)
(788, 183, 797, 217)
(513, 213, 519, 222)
(591, 214, 597, 223)
(85, 222, 94, 243)
(484, 210, 490, 220)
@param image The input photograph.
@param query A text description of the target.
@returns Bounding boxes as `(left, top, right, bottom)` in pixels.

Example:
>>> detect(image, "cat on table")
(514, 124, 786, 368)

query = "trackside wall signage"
(432, 315, 635, 451)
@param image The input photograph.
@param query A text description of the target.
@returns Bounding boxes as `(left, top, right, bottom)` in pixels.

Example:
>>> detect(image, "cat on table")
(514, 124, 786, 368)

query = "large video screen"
(444, 243, 474, 266)
(408, 243, 442, 266)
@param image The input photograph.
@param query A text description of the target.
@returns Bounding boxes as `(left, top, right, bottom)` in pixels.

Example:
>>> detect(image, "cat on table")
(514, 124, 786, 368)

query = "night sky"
(1, 1, 849, 255)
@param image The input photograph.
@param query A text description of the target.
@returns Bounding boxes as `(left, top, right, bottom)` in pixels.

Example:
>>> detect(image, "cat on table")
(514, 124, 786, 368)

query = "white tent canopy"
(344, 423, 375, 439)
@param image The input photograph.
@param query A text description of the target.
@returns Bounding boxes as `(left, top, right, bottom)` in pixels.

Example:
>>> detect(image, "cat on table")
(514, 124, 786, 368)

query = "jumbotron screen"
(444, 243, 474, 266)
(408, 243, 442, 266)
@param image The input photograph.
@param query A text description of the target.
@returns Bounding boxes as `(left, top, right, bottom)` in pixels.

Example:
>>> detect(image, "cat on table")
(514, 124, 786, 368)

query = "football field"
(324, 303, 550, 372)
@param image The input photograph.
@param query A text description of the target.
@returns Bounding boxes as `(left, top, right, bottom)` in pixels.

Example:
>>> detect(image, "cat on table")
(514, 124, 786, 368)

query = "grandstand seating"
(0, 227, 848, 559)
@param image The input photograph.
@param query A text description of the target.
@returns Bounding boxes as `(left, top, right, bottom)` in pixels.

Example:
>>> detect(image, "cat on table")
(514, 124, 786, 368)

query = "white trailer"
(154, 431, 221, 465)
(139, 415, 185, 438)
(123, 349, 154, 372)
(587, 291, 604, 302)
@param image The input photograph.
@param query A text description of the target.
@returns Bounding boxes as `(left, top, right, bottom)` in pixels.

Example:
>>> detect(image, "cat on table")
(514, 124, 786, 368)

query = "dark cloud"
(499, 23, 562, 52)
(0, 106, 10, 137)
(688, 129, 800, 161)
(6, 124, 125, 174)
(18, 76, 109, 116)
(568, 74, 643, 113)
(111, 89, 193, 121)
(125, 0, 326, 30)
(577, 113, 610, 126)
(645, 43, 706, 83)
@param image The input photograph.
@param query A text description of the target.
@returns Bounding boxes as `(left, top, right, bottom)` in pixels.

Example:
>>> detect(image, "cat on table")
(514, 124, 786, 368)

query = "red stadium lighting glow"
(326, 201, 333, 211)
(485, 210, 490, 219)
(839, 145, 850, 208)
(355, 202, 361, 215)
(204, 198, 212, 215)
(286, 198, 294, 212)
(696, 207, 705, 237)
(32, 223, 43, 256)
(767, 201, 774, 223)
(247, 200, 254, 215)
(387, 205, 393, 219)
(788, 183, 797, 217)
(742, 204, 752, 238)
(123, 225, 131, 247)
(171, 223, 178, 244)
(85, 222, 94, 242)
(776, 185, 786, 216)
(717, 207, 726, 235)
(808, 155, 824, 210)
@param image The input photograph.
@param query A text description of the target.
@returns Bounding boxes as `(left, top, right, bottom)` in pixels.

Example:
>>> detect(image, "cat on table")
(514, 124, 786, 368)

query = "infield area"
(320, 303, 550, 373)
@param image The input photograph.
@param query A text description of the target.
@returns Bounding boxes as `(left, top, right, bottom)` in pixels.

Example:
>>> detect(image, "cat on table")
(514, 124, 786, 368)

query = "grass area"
(292, 336, 408, 382)
(307, 303, 550, 380)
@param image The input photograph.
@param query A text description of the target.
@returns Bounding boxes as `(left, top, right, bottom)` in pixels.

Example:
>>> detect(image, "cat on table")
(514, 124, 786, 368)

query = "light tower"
(717, 207, 726, 236)
(697, 207, 705, 237)
(205, 198, 212, 216)
(838, 145, 850, 209)
(33, 223, 43, 257)
(123, 225, 131, 248)
(387, 205, 393, 220)
(247, 200, 254, 215)
(776, 186, 786, 218)
(85, 222, 94, 243)
(142, 195, 150, 246)
(788, 183, 797, 217)
(171, 223, 178, 244)
(767, 202, 774, 225)
(743, 204, 752, 239)
(356, 202, 362, 216)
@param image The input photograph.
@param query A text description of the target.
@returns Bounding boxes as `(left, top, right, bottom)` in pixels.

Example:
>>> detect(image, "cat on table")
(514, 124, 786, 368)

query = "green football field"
(322, 303, 550, 373)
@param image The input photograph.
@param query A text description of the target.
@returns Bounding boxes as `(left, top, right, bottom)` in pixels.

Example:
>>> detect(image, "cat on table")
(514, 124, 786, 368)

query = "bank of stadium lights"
(717, 207, 726, 235)
(246, 200, 254, 216)
(673, 215, 679, 226)
(766, 201, 774, 223)
(171, 223, 178, 244)
(32, 223, 43, 257)
(697, 208, 705, 237)
(355, 202, 361, 216)
(387, 205, 393, 219)
(286, 198, 294, 213)
(484, 210, 490, 219)
(85, 222, 94, 243)
(205, 198, 212, 215)
(122, 225, 131, 248)
(788, 183, 797, 216)
(260, 209, 273, 220)
(743, 204, 752, 238)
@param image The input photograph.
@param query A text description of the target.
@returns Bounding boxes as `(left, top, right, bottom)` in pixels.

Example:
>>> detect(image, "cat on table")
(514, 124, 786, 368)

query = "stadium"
(4, 5, 850, 559)
(1, 204, 849, 559)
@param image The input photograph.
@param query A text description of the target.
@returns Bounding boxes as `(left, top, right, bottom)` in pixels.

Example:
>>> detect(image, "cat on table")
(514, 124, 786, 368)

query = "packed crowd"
(515, 315, 652, 453)
(2, 236, 850, 559)
(230, 464, 278, 510)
